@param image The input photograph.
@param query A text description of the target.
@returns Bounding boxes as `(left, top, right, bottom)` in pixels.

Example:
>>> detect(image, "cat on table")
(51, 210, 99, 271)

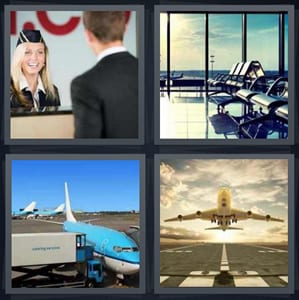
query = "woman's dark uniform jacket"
(10, 85, 61, 108)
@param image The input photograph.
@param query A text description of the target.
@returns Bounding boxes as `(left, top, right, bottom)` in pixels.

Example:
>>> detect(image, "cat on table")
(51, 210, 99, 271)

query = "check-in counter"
(11, 106, 74, 139)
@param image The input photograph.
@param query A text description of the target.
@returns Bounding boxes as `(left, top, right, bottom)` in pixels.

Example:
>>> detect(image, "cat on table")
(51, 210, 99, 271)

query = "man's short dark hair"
(83, 11, 126, 43)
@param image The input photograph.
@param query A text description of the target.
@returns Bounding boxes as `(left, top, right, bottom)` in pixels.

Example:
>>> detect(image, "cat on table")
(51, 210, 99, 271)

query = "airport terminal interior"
(160, 12, 289, 139)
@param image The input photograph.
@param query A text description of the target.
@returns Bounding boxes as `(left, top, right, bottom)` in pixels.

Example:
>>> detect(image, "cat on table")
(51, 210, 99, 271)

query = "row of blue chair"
(208, 68, 288, 138)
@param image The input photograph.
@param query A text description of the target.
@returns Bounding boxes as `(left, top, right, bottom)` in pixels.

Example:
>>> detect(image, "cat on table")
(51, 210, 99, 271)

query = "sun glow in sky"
(160, 159, 288, 244)
(160, 12, 288, 72)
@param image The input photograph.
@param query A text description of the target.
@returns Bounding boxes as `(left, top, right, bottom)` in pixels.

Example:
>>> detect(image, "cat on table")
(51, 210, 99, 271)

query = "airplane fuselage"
(63, 221, 140, 276)
(213, 188, 236, 230)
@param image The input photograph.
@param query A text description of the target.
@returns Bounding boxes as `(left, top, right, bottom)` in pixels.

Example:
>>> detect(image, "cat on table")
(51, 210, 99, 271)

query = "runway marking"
(179, 276, 214, 287)
(161, 243, 202, 252)
(229, 271, 258, 276)
(190, 271, 220, 276)
(162, 270, 286, 287)
(220, 244, 230, 271)
(231, 270, 269, 287)
(258, 250, 286, 253)
(234, 275, 269, 287)
(160, 276, 169, 283)
(162, 250, 193, 253)
(279, 276, 288, 283)
(246, 244, 288, 253)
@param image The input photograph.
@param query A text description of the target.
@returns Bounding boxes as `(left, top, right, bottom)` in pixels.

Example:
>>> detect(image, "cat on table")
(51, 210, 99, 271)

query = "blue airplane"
(12, 201, 37, 219)
(33, 203, 65, 218)
(63, 182, 140, 282)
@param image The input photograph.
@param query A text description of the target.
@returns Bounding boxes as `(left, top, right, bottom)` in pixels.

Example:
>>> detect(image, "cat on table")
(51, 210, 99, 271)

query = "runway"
(12, 212, 139, 233)
(11, 213, 140, 288)
(160, 243, 288, 287)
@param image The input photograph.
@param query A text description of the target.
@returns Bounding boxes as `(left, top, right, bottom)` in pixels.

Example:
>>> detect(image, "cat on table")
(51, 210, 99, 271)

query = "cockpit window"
(122, 247, 138, 252)
(113, 246, 138, 253)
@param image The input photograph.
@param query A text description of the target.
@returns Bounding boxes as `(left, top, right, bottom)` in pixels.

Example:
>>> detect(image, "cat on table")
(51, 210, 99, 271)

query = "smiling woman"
(10, 29, 60, 110)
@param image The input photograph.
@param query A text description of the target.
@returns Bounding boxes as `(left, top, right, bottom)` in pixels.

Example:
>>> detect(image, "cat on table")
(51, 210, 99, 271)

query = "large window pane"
(170, 14, 205, 78)
(160, 13, 167, 73)
(209, 14, 242, 76)
(247, 14, 279, 74)
(284, 14, 288, 77)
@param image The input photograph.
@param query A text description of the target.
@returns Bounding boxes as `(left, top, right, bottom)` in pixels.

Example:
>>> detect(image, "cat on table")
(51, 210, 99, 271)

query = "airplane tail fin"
(24, 201, 37, 212)
(205, 226, 243, 230)
(55, 203, 65, 212)
(64, 182, 76, 223)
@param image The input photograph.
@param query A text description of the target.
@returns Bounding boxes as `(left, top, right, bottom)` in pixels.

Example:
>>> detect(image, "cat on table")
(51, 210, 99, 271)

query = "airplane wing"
(164, 209, 218, 222)
(230, 208, 283, 222)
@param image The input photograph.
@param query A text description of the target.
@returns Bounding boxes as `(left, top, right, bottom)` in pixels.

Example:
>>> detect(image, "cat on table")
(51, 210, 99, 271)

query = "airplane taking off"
(164, 187, 283, 231)
(33, 203, 65, 218)
(63, 182, 139, 281)
(12, 201, 37, 219)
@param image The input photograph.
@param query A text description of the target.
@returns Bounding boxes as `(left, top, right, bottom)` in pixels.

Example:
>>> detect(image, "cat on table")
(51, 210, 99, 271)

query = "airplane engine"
(266, 214, 271, 221)
(247, 210, 252, 217)
(196, 211, 201, 218)
(178, 215, 183, 221)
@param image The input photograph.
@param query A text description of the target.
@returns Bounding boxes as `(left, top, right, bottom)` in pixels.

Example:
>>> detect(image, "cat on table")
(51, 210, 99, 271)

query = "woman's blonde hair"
(10, 42, 56, 104)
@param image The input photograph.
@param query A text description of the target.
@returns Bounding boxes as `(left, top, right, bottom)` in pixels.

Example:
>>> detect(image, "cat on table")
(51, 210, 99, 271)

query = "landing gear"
(116, 274, 124, 286)
(86, 280, 95, 288)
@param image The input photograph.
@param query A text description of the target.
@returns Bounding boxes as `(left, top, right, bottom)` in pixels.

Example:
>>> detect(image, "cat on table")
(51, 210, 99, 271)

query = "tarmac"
(11, 213, 140, 288)
(160, 242, 288, 287)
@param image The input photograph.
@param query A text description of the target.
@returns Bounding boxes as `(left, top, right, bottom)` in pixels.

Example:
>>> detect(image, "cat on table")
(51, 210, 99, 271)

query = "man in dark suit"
(71, 11, 138, 138)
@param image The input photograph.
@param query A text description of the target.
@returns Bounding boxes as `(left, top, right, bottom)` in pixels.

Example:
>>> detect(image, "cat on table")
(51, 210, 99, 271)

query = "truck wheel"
(86, 280, 95, 288)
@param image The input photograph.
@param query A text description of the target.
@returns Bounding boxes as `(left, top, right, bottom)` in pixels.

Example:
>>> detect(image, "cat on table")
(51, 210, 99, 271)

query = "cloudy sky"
(160, 13, 288, 72)
(160, 159, 288, 243)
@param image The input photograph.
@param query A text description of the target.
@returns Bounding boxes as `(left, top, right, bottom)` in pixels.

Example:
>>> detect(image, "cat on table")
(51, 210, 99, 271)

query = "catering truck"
(12, 232, 104, 288)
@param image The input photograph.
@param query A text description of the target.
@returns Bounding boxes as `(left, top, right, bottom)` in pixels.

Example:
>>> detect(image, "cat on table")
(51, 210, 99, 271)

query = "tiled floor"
(160, 91, 287, 139)
(160, 92, 243, 139)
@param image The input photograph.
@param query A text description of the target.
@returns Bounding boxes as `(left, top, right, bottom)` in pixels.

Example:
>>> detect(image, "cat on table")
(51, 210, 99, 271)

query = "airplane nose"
(124, 263, 139, 275)
(133, 264, 140, 273)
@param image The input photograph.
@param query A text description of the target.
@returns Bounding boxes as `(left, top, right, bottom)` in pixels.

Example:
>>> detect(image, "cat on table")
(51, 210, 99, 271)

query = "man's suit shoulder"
(71, 52, 137, 85)
(71, 64, 99, 86)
